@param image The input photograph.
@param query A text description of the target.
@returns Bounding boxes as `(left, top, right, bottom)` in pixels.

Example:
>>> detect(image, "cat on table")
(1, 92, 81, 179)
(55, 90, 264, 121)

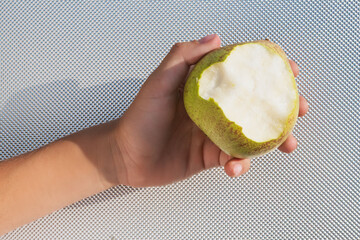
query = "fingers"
(215, 148, 251, 178)
(289, 59, 299, 77)
(288, 59, 309, 117)
(299, 95, 309, 117)
(224, 158, 251, 178)
(223, 135, 298, 177)
(165, 34, 221, 68)
(150, 34, 221, 95)
(278, 134, 297, 153)
(278, 95, 308, 153)
(281, 60, 307, 153)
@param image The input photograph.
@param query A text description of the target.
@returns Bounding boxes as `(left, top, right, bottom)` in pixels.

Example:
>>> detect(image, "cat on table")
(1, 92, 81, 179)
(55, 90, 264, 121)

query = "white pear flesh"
(198, 44, 297, 143)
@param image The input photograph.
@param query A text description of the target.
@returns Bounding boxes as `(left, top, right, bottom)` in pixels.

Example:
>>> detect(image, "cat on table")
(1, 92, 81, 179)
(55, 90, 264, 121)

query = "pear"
(184, 40, 299, 158)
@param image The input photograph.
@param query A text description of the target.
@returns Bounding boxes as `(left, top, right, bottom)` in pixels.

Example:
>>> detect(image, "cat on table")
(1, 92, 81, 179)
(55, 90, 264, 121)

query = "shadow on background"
(66, 185, 141, 209)
(1, 78, 143, 160)
(1, 78, 144, 203)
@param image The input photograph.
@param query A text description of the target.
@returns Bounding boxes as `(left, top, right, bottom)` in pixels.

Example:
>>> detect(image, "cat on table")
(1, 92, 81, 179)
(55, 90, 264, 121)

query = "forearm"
(0, 121, 120, 235)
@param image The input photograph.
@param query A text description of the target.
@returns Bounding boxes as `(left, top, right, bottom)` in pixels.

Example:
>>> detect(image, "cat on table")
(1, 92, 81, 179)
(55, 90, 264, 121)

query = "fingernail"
(233, 164, 242, 177)
(198, 34, 217, 44)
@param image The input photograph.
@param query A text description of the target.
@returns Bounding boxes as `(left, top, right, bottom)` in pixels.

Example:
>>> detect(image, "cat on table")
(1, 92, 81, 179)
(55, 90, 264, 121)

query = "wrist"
(68, 120, 124, 190)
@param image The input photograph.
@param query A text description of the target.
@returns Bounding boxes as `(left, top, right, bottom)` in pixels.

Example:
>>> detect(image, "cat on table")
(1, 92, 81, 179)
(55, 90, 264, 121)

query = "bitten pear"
(184, 40, 299, 158)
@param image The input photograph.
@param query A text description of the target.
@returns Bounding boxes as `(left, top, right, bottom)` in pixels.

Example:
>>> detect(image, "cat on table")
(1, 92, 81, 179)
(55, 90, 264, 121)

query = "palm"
(117, 84, 222, 187)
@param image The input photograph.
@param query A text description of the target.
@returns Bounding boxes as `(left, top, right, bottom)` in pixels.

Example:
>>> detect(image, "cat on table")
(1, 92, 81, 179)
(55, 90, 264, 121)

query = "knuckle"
(171, 42, 185, 52)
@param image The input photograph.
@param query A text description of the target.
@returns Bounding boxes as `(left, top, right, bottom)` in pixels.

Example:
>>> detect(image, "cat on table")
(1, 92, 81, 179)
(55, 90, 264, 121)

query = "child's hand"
(108, 34, 309, 187)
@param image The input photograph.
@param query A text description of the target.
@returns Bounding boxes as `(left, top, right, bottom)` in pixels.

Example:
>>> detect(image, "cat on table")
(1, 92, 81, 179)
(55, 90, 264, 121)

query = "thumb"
(148, 34, 221, 96)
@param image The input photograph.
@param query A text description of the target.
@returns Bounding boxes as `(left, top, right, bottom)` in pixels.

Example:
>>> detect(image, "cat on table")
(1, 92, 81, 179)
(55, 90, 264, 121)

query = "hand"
(108, 34, 309, 187)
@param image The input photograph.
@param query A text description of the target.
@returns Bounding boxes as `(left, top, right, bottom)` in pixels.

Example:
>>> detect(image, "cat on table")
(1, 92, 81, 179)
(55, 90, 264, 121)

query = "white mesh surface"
(1, 1, 359, 239)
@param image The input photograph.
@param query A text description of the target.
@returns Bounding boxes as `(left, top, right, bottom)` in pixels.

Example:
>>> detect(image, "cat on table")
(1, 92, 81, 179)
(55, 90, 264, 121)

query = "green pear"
(184, 40, 299, 158)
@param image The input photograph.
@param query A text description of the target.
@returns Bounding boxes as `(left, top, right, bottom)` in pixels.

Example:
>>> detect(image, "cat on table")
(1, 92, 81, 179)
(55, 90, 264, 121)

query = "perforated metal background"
(1, 1, 359, 239)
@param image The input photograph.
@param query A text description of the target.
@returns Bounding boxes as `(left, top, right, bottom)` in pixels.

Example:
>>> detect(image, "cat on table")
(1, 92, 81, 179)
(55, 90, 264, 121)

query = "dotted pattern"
(1, 1, 359, 239)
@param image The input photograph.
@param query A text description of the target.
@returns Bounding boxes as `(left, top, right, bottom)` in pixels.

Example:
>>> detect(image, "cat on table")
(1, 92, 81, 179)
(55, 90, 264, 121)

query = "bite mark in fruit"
(184, 40, 299, 158)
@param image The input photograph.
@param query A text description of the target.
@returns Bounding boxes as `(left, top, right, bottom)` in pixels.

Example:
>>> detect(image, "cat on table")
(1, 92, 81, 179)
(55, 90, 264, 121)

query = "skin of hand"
(104, 34, 309, 187)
